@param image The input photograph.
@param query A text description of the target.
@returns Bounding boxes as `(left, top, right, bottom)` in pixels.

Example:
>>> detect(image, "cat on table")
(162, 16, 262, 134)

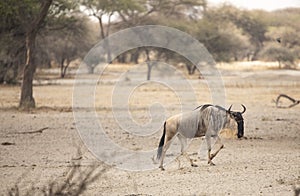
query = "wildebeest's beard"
(237, 120, 244, 138)
(230, 112, 244, 138)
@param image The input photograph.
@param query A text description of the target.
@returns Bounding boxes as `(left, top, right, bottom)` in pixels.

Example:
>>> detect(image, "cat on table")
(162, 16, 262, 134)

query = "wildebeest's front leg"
(210, 136, 224, 162)
(205, 133, 213, 165)
(206, 135, 224, 165)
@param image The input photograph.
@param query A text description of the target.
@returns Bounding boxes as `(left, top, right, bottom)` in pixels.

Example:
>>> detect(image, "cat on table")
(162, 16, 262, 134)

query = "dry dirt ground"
(0, 63, 299, 195)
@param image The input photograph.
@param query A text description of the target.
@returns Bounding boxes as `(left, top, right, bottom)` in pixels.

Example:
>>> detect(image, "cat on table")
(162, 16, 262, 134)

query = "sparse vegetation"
(7, 155, 109, 196)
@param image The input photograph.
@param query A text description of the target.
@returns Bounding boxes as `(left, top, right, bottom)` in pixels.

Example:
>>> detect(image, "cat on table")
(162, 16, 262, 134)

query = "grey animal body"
(157, 104, 246, 170)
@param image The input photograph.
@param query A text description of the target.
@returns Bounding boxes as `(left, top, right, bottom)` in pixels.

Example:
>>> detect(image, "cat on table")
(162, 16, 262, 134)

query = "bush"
(0, 61, 19, 84)
(259, 44, 296, 68)
(7, 160, 109, 195)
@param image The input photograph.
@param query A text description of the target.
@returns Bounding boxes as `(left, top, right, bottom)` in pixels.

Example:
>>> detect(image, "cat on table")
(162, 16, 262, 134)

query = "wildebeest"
(156, 104, 246, 170)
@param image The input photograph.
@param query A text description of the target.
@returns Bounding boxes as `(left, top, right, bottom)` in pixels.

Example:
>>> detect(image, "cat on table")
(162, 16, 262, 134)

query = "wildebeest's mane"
(194, 104, 226, 112)
(194, 104, 212, 111)
(214, 105, 227, 111)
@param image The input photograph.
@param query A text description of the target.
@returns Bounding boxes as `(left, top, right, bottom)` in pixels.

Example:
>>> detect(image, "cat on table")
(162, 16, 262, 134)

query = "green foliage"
(0, 0, 92, 83)
(0, 0, 18, 31)
(267, 8, 300, 30)
(201, 5, 268, 61)
(193, 6, 251, 62)
(112, 2, 300, 66)
(81, 0, 144, 18)
(47, 0, 78, 28)
(1, 1, 300, 84)
(0, 0, 32, 83)
(262, 9, 300, 67)
(234, 11, 267, 46)
(260, 43, 296, 68)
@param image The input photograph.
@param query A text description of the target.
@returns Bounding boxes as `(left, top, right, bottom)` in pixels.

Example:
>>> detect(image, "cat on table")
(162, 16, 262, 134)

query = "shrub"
(259, 44, 296, 68)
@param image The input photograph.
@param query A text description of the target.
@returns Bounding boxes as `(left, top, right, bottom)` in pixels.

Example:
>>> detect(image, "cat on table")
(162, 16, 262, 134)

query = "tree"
(229, 9, 267, 60)
(81, 0, 143, 63)
(116, 0, 207, 26)
(194, 11, 251, 62)
(114, 0, 207, 78)
(37, 14, 94, 77)
(19, 0, 53, 109)
(260, 44, 296, 68)
(0, 0, 27, 84)
(263, 9, 300, 66)
(199, 5, 267, 61)
(1, 0, 85, 108)
(244, 16, 266, 60)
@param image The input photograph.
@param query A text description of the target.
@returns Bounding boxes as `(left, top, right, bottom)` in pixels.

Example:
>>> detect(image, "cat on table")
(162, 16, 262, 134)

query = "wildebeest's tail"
(157, 122, 166, 160)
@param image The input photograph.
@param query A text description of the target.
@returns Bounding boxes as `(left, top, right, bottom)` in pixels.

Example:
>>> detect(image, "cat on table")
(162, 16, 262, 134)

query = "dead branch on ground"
(16, 127, 49, 134)
(275, 94, 300, 108)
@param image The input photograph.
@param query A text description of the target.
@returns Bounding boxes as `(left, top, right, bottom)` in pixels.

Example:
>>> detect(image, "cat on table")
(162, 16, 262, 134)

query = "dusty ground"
(0, 63, 299, 195)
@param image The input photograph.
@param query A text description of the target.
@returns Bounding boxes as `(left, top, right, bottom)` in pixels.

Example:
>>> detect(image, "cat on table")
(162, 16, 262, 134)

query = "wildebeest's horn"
(241, 104, 246, 114)
(227, 105, 232, 113)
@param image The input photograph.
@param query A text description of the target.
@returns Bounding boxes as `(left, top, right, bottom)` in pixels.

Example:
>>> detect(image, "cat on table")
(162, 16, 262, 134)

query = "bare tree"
(38, 15, 93, 78)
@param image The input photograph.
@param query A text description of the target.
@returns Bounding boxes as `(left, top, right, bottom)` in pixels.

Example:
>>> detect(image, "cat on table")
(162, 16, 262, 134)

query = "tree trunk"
(60, 58, 64, 78)
(98, 16, 105, 40)
(62, 58, 70, 78)
(146, 62, 152, 81)
(19, 33, 36, 108)
(88, 64, 95, 74)
(117, 53, 125, 63)
(131, 48, 140, 64)
(59, 57, 71, 78)
(98, 16, 112, 63)
(145, 48, 152, 80)
(106, 14, 112, 63)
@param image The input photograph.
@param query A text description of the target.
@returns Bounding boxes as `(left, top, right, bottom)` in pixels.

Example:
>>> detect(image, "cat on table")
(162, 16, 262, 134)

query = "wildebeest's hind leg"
(177, 134, 197, 167)
(159, 133, 176, 170)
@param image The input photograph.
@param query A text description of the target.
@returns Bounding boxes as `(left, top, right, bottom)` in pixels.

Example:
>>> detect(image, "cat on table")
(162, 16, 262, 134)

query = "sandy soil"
(0, 63, 300, 195)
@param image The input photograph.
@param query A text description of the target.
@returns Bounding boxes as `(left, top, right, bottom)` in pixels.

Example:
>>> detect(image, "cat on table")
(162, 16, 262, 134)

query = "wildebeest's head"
(227, 105, 246, 138)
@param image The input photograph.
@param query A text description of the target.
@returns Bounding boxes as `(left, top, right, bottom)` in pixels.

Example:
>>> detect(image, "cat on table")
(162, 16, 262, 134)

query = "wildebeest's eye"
(235, 113, 244, 122)
(230, 112, 243, 122)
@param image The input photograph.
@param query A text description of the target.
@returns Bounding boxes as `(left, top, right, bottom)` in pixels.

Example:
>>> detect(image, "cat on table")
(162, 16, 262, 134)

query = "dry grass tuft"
(7, 150, 109, 196)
